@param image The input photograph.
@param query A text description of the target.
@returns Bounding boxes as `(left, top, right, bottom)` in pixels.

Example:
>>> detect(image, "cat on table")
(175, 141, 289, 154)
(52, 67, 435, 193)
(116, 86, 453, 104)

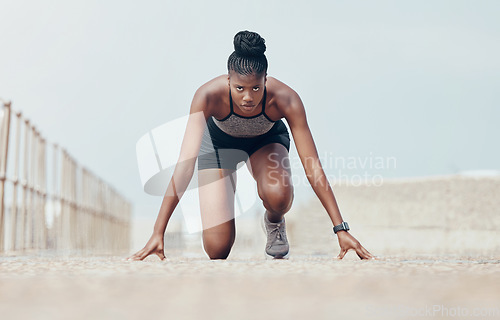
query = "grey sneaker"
(263, 213, 289, 258)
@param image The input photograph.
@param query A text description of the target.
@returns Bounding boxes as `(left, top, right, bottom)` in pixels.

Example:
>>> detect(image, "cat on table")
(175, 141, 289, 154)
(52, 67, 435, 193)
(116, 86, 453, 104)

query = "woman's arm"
(127, 87, 210, 261)
(151, 94, 208, 236)
(283, 91, 374, 260)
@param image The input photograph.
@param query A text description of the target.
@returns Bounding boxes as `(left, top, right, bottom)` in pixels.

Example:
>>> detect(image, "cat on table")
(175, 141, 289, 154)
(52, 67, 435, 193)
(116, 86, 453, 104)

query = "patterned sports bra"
(212, 87, 276, 138)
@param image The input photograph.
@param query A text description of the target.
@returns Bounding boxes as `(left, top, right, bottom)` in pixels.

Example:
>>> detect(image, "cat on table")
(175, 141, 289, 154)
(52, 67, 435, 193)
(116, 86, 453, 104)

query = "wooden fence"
(0, 99, 131, 255)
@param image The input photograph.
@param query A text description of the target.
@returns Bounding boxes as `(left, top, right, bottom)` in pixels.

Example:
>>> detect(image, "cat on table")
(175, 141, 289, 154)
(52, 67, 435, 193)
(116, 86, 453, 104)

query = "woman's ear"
(227, 74, 230, 86)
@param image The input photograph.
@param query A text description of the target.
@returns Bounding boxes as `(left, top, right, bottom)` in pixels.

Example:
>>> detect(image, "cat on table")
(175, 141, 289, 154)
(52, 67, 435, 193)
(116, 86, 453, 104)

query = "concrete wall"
(286, 175, 500, 257)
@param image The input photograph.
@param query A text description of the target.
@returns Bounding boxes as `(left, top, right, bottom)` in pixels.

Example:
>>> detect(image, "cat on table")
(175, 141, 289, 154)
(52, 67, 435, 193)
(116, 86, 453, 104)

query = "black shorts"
(197, 117, 291, 171)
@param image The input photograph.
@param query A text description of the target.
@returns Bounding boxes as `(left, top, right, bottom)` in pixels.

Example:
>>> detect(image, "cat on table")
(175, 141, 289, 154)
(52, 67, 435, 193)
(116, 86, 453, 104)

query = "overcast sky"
(1, 0, 499, 220)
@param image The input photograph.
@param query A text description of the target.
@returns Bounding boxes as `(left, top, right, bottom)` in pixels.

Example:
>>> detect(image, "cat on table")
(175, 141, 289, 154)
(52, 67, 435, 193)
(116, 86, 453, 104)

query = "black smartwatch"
(333, 222, 350, 234)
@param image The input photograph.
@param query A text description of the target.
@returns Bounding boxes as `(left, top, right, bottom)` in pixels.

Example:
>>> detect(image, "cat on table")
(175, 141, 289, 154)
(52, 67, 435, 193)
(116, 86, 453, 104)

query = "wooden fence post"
(10, 112, 22, 250)
(0, 101, 12, 252)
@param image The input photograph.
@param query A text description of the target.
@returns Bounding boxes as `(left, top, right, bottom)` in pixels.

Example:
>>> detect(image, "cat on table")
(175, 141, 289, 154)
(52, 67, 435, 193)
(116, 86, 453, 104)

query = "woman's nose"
(243, 92, 253, 102)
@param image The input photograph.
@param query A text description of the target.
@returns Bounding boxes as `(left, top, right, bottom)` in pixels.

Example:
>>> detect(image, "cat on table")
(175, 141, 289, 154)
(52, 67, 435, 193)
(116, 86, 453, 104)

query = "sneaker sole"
(264, 251, 290, 260)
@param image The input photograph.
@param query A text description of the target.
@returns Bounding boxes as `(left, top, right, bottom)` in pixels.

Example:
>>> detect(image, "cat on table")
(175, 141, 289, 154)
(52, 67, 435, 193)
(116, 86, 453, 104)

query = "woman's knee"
(259, 184, 294, 214)
(202, 231, 235, 260)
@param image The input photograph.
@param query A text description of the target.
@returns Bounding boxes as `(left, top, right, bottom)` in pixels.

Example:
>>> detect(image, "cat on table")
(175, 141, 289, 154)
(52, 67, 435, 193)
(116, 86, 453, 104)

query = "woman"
(128, 30, 374, 260)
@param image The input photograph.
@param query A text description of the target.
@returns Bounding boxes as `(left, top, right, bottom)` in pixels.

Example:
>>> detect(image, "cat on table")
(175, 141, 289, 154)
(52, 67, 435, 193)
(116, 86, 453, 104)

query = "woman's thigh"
(198, 168, 237, 236)
(246, 143, 293, 208)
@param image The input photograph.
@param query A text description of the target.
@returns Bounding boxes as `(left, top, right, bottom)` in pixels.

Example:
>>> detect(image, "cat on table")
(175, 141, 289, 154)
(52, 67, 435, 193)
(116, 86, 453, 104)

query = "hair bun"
(233, 30, 266, 57)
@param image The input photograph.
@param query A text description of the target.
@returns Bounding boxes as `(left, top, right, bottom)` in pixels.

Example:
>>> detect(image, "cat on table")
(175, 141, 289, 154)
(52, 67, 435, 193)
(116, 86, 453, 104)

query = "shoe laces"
(269, 223, 286, 243)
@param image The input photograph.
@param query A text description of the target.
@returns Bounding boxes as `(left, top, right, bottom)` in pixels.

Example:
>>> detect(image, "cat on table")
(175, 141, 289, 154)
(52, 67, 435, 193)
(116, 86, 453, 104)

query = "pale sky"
(1, 0, 499, 219)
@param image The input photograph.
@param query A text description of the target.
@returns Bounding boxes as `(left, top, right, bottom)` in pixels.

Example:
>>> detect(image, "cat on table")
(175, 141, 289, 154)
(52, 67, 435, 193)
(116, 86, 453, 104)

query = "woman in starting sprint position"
(128, 30, 374, 260)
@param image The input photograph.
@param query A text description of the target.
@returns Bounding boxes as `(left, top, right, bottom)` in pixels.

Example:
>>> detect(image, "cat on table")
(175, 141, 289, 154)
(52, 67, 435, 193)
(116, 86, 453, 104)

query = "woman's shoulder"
(195, 75, 228, 100)
(266, 76, 302, 113)
(267, 77, 300, 101)
(191, 75, 228, 116)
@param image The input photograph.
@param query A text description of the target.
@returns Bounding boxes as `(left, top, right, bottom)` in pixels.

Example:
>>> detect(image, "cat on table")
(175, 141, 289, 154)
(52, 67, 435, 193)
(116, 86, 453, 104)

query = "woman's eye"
(253, 87, 259, 91)
(236, 87, 243, 91)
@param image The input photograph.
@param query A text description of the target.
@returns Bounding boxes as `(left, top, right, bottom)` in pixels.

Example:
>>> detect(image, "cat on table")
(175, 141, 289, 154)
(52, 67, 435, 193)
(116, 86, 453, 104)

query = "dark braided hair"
(227, 30, 268, 75)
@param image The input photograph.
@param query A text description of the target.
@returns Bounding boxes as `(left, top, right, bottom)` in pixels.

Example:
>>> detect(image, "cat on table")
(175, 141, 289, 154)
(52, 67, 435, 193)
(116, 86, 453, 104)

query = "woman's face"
(228, 71, 267, 114)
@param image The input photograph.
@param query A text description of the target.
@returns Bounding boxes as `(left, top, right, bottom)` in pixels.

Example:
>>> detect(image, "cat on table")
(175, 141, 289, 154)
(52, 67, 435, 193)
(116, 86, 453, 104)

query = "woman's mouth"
(241, 104, 255, 111)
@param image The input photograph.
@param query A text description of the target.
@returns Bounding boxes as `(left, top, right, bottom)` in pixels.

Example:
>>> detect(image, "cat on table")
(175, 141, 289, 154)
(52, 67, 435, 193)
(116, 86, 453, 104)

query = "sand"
(0, 253, 499, 320)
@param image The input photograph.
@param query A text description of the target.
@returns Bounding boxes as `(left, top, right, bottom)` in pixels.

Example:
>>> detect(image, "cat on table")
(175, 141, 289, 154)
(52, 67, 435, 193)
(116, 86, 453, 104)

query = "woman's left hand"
(336, 231, 375, 260)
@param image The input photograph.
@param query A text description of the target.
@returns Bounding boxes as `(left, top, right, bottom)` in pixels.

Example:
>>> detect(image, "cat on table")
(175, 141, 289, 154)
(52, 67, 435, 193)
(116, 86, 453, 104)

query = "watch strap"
(333, 222, 350, 234)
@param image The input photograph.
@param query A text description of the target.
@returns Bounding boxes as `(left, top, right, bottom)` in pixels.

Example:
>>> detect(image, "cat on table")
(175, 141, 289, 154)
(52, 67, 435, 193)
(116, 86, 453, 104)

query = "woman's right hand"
(126, 234, 166, 261)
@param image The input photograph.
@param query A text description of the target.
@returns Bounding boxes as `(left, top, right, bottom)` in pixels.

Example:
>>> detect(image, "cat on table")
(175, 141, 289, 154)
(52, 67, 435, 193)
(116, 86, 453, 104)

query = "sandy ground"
(0, 253, 499, 320)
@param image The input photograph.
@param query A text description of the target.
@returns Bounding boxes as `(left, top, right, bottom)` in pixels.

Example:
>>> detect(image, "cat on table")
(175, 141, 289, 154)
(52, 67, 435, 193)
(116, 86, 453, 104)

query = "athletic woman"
(127, 30, 374, 260)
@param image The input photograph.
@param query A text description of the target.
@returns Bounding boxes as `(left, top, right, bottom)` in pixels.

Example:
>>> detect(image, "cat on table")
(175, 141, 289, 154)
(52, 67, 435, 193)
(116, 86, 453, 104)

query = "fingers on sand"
(337, 246, 376, 260)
